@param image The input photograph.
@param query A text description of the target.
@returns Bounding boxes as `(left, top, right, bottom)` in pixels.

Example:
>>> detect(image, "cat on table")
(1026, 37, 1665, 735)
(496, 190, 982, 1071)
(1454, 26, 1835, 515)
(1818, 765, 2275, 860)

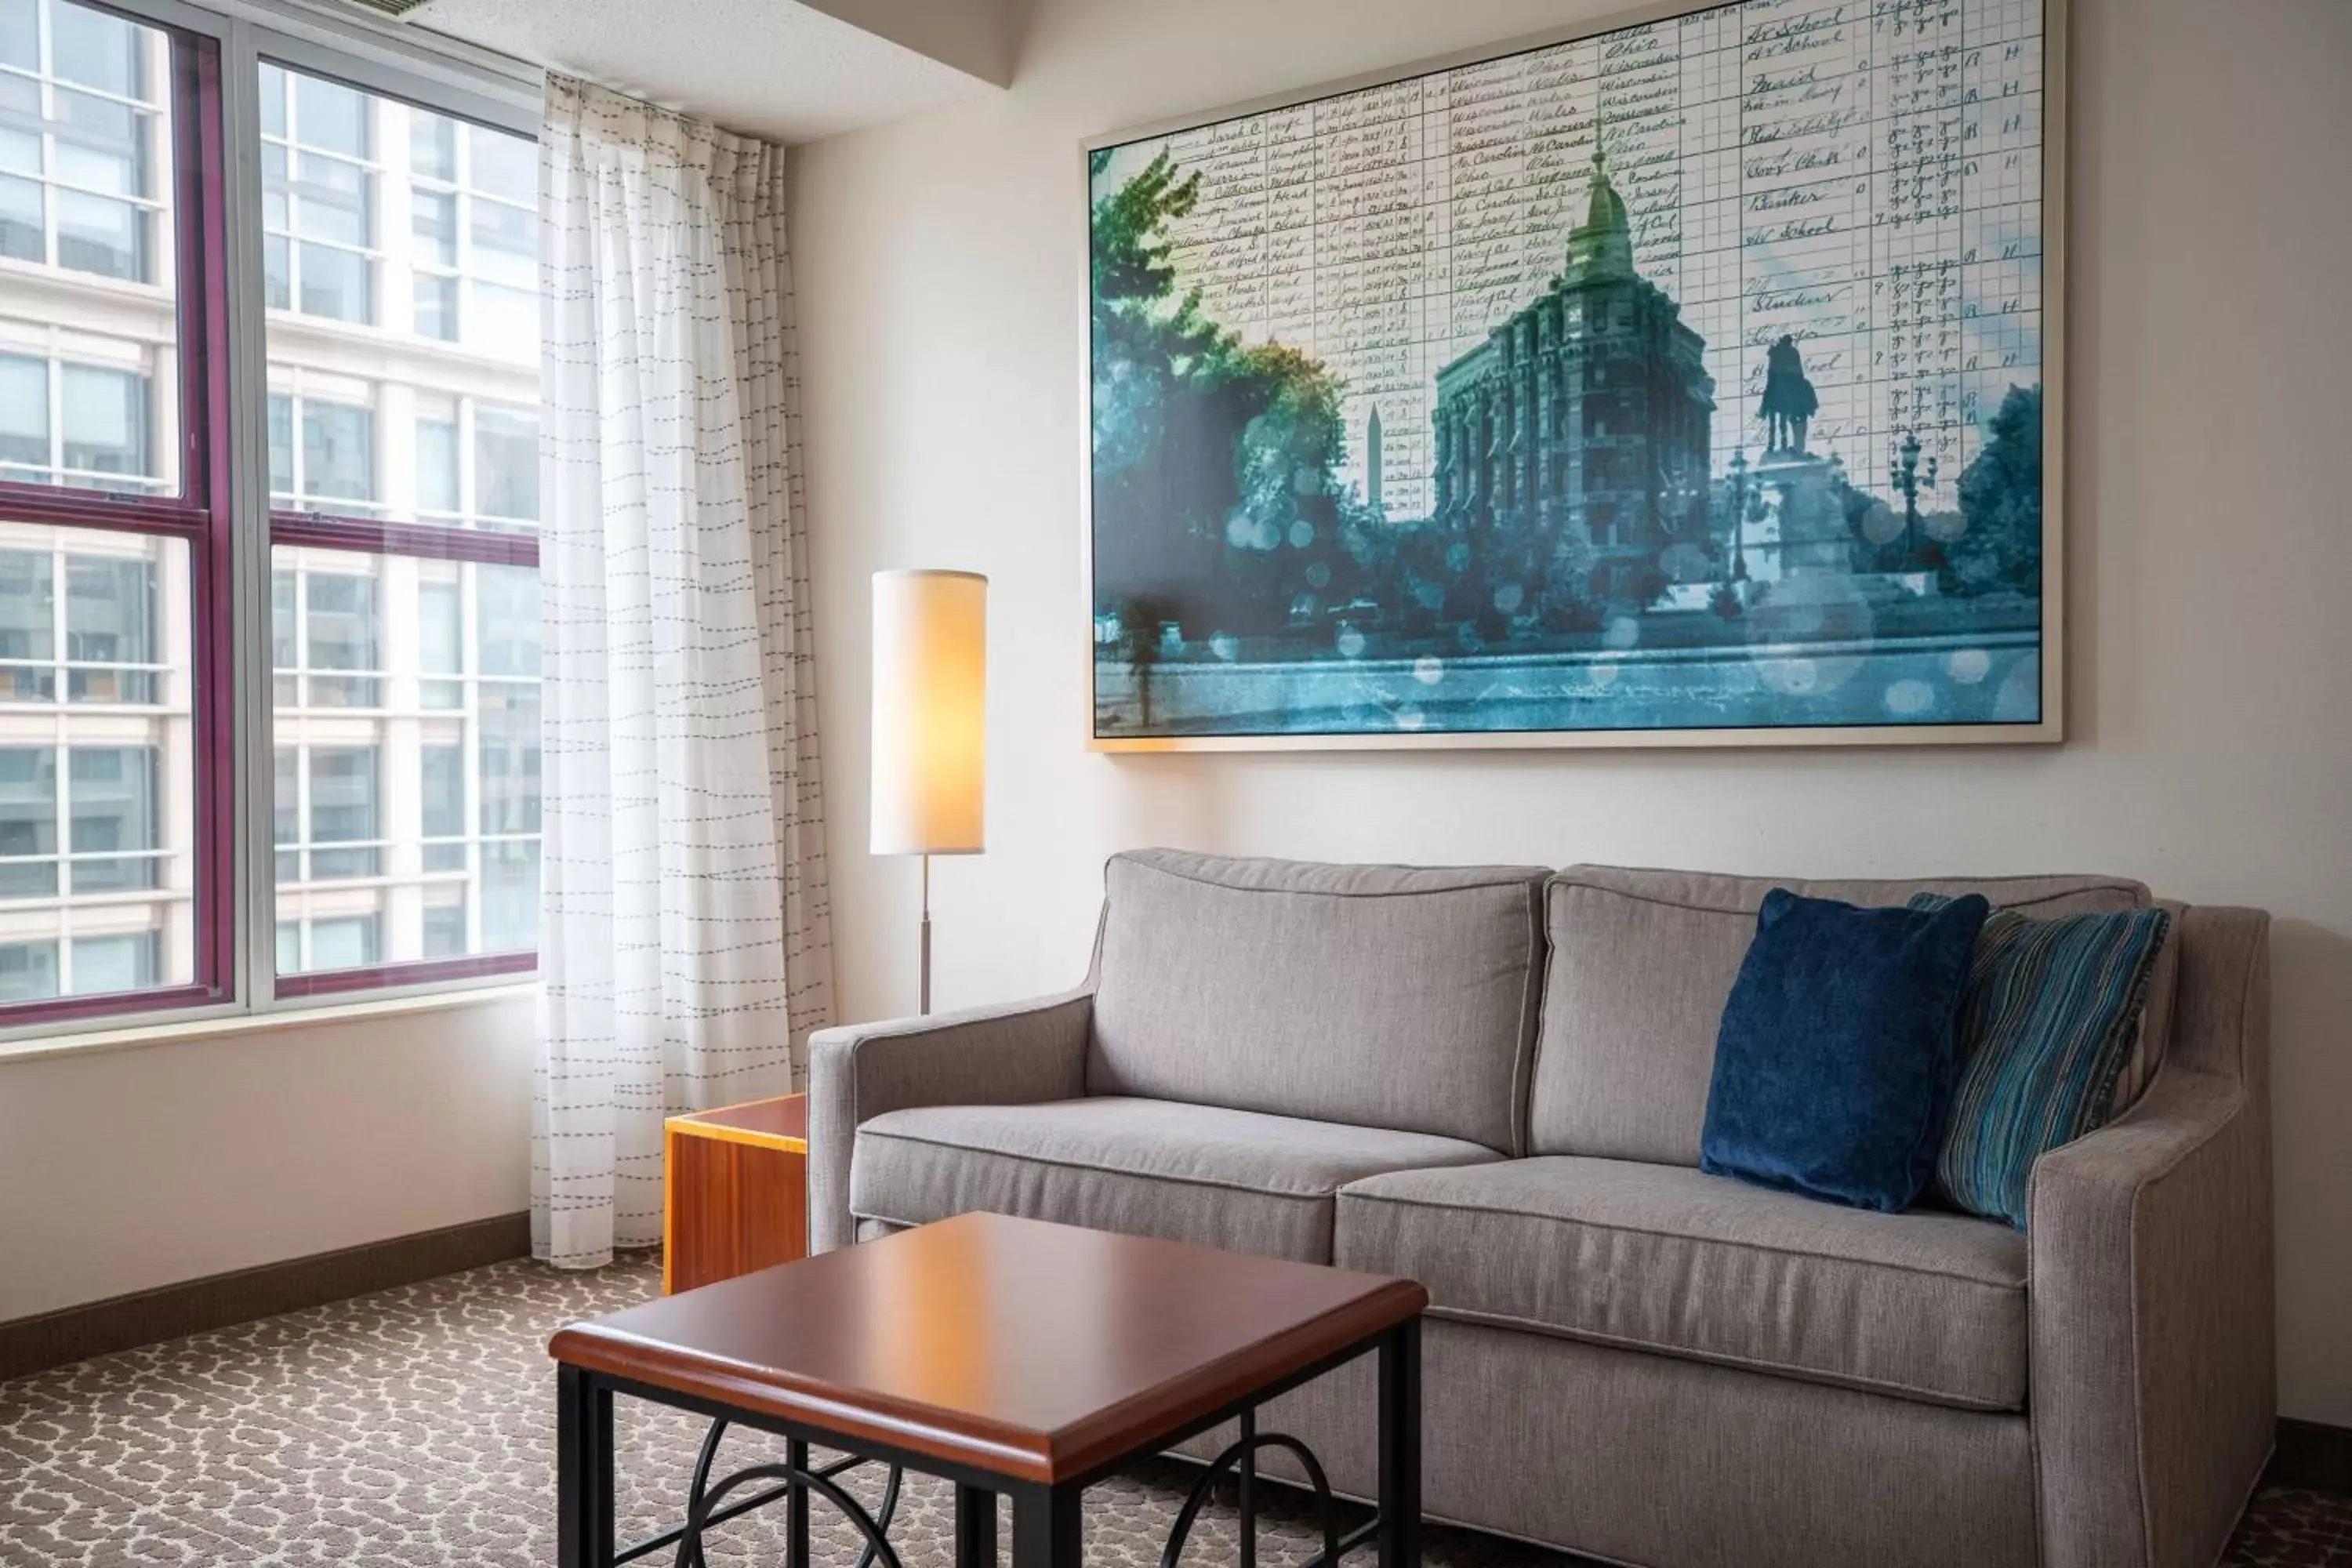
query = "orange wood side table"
(661, 1093, 808, 1296)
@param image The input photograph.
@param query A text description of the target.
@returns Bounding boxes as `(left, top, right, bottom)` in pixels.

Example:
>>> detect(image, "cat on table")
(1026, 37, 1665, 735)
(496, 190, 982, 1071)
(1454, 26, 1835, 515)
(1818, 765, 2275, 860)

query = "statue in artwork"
(1759, 335, 1818, 456)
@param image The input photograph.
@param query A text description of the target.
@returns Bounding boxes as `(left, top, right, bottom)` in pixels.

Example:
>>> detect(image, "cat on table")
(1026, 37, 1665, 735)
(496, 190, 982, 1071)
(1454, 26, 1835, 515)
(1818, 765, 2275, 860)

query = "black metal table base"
(604, 1419, 905, 1568)
(557, 1316, 1421, 1568)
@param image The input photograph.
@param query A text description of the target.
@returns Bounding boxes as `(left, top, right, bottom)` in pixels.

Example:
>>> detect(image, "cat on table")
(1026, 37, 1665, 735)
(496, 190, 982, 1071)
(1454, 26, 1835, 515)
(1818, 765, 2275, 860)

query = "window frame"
(0, 0, 231, 1029)
(0, 0, 542, 1042)
(249, 31, 538, 1004)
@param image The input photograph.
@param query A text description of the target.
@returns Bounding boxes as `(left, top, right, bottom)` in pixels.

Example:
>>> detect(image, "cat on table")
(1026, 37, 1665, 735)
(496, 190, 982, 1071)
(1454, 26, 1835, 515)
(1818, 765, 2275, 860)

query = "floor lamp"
(869, 569, 986, 1015)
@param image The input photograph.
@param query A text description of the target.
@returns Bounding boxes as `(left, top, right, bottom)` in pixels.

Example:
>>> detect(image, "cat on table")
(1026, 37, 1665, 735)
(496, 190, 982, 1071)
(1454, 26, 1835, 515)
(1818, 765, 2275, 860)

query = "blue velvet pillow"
(1700, 888, 1992, 1211)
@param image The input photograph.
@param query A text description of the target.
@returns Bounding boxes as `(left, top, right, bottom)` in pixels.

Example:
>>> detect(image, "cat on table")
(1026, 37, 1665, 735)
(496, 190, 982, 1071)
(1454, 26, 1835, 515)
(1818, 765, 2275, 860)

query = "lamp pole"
(1726, 448, 1751, 583)
(870, 568, 987, 1022)
(1889, 430, 1938, 566)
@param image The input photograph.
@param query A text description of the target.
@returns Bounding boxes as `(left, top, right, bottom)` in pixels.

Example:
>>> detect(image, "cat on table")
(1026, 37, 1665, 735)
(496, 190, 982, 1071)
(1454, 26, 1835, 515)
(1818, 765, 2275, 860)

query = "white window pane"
(0, 742, 56, 896)
(259, 64, 286, 136)
(296, 241, 370, 323)
(412, 272, 456, 342)
(0, 7, 180, 500)
(0, 524, 193, 995)
(0, 354, 47, 463)
(416, 417, 458, 513)
(468, 125, 533, 204)
(65, 553, 158, 701)
(474, 406, 536, 523)
(476, 562, 537, 676)
(306, 914, 377, 971)
(265, 67, 539, 532)
(0, 0, 34, 73)
(292, 72, 367, 157)
(467, 282, 536, 361)
(60, 363, 151, 485)
(411, 110, 456, 183)
(468, 199, 533, 286)
(0, 176, 41, 263)
(61, 363, 136, 445)
(0, 127, 42, 177)
(54, 137, 137, 198)
(260, 234, 289, 310)
(70, 932, 153, 995)
(411, 187, 455, 265)
(266, 394, 292, 500)
(55, 189, 143, 281)
(68, 745, 159, 892)
(0, 547, 53, 661)
(273, 546, 539, 974)
(0, 940, 57, 1000)
(293, 151, 370, 245)
(50, 1, 141, 99)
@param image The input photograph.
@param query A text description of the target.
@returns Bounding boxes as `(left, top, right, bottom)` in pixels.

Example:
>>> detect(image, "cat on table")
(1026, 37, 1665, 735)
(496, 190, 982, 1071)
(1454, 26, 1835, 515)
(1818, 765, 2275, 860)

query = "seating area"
(815, 852, 2278, 1568)
(0, 0, 2344, 1565)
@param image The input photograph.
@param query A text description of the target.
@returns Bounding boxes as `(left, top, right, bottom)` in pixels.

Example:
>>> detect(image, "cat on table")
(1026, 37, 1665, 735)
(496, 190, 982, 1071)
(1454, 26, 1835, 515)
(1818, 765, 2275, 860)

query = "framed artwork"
(1083, 0, 2063, 750)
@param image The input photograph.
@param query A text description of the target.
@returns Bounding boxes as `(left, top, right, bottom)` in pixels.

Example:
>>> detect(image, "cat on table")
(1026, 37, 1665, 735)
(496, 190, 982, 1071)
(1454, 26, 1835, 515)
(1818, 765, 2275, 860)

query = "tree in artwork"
(1943, 385, 2044, 597)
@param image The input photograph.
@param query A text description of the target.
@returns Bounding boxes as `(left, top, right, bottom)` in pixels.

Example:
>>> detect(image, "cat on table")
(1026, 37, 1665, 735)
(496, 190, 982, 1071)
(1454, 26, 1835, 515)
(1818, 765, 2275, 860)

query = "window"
(0, 0, 179, 505)
(265, 62, 539, 996)
(0, 0, 161, 286)
(0, 0, 539, 1031)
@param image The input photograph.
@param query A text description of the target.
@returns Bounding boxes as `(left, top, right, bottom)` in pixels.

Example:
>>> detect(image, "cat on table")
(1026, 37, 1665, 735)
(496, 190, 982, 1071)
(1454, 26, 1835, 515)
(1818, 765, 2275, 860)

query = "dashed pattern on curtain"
(532, 73, 833, 1269)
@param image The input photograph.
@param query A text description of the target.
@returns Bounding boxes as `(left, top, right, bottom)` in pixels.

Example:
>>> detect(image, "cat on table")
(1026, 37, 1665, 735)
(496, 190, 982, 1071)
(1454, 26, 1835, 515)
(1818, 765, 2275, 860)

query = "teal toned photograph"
(1087, 0, 2051, 744)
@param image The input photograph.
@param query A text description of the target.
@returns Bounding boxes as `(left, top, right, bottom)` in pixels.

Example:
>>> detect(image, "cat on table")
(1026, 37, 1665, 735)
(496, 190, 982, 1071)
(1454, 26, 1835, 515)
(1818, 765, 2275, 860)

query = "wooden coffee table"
(550, 1211, 1426, 1568)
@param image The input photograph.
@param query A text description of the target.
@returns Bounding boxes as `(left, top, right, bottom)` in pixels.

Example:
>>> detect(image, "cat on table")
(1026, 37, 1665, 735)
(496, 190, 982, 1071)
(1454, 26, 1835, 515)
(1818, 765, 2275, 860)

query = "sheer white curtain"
(532, 73, 834, 1269)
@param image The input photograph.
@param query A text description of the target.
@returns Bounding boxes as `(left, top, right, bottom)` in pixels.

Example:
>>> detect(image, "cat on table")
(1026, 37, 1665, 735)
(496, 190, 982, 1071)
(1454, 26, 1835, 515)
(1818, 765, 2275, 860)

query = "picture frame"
(1081, 0, 2066, 752)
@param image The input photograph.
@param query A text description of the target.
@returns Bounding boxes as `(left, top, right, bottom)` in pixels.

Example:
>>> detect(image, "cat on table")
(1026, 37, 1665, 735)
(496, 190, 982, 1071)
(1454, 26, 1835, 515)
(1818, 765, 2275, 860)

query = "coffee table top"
(549, 1211, 1425, 1483)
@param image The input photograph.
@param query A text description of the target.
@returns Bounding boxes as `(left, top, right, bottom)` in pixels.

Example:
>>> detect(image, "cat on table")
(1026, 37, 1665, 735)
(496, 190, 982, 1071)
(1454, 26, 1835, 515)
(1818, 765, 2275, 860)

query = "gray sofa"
(808, 851, 2274, 1568)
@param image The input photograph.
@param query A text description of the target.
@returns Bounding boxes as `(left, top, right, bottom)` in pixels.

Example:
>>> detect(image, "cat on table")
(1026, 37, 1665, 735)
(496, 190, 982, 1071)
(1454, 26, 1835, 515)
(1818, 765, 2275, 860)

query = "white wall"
(0, 993, 535, 1322)
(789, 0, 2352, 1424)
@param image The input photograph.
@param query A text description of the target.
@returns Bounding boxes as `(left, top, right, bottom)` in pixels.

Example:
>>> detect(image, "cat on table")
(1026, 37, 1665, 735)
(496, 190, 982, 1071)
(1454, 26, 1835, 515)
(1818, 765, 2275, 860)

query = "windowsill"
(0, 979, 537, 1067)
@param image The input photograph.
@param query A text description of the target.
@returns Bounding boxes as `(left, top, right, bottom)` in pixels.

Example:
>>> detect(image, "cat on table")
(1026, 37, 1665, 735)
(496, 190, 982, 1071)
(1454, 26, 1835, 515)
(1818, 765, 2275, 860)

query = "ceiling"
(401, 0, 1013, 144)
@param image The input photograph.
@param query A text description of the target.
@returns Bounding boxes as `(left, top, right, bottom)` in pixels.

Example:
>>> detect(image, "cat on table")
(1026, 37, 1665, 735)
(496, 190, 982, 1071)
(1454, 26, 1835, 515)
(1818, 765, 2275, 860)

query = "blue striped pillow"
(1911, 896, 2172, 1227)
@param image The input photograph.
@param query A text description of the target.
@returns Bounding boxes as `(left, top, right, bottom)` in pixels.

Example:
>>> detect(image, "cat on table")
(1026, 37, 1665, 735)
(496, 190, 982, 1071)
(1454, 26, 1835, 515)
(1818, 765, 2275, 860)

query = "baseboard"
(0, 1211, 532, 1383)
(2267, 1417, 2352, 1497)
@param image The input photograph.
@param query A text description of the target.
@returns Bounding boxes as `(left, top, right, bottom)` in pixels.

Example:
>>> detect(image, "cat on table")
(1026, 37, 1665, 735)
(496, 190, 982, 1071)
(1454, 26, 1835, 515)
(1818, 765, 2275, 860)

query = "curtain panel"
(533, 73, 834, 1269)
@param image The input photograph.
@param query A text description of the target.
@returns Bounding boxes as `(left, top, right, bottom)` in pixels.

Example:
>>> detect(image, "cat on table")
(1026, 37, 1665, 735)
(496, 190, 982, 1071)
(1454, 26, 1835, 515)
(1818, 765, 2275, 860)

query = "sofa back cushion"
(1528, 865, 2153, 1164)
(1088, 850, 1549, 1152)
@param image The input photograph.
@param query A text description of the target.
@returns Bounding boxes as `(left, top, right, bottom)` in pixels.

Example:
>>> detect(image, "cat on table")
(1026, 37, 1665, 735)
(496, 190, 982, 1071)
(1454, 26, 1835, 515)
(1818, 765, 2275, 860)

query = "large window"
(0, 0, 538, 1029)
(265, 59, 538, 995)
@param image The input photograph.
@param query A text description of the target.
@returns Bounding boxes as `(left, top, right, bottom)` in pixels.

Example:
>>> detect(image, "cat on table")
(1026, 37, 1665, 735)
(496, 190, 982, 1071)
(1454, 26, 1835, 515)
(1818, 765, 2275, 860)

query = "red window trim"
(274, 948, 535, 1000)
(0, 19, 237, 1030)
(270, 512, 539, 568)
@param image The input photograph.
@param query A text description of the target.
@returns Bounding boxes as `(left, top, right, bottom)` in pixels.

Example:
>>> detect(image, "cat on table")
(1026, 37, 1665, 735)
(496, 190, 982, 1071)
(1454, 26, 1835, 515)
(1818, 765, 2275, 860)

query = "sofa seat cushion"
(850, 1097, 1504, 1263)
(1335, 1156, 2029, 1411)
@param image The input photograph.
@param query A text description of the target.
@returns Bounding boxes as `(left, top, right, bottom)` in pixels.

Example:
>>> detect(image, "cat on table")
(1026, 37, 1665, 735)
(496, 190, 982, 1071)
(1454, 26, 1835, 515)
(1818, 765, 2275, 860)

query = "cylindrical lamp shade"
(870, 569, 986, 856)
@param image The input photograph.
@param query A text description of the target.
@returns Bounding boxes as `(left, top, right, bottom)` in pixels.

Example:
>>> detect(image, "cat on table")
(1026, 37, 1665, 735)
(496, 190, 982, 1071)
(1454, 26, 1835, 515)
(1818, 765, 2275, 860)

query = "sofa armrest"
(806, 989, 1092, 1253)
(2028, 906, 2272, 1568)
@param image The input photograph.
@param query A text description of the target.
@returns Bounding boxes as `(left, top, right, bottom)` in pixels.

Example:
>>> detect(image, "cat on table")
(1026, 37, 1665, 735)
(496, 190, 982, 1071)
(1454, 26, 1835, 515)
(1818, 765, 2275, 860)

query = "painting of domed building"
(1085, 0, 2056, 748)
(1430, 151, 1715, 607)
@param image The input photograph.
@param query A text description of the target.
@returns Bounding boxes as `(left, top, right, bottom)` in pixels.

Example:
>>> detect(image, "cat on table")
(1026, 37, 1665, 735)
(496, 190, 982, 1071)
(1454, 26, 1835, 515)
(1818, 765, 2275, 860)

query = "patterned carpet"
(0, 1254, 2345, 1566)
